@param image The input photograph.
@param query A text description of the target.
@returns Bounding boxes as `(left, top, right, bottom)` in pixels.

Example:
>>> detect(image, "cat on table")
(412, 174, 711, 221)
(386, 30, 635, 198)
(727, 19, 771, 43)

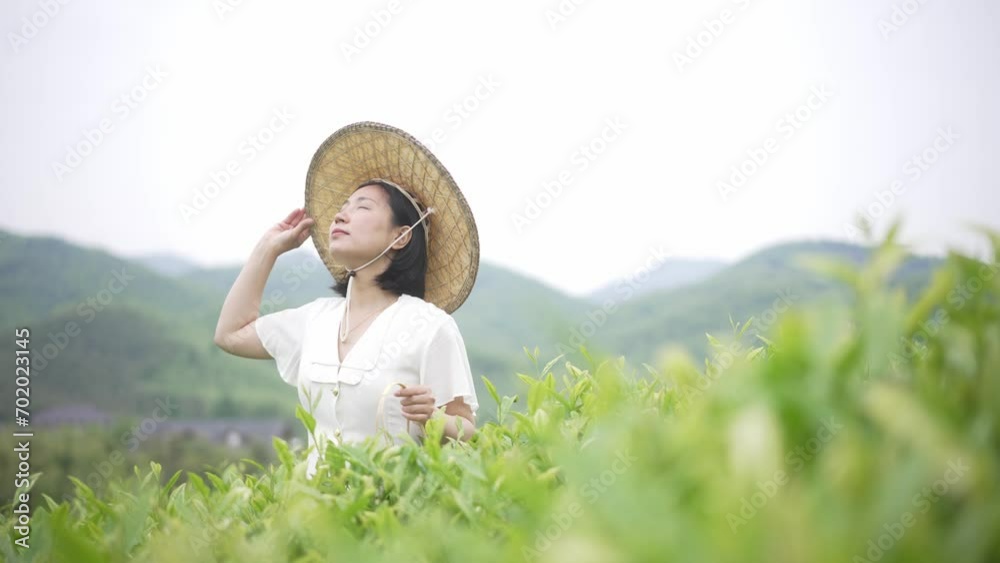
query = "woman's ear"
(391, 226, 413, 250)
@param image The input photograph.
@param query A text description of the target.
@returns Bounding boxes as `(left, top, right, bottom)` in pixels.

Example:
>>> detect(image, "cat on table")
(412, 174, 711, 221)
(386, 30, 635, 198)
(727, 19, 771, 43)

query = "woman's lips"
(331, 229, 348, 237)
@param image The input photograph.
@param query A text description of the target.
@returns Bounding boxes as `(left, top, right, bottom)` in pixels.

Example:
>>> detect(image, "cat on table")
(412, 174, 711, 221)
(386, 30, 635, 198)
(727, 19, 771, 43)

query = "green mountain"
(0, 230, 942, 425)
(0, 232, 563, 421)
(133, 253, 202, 277)
(451, 263, 589, 398)
(587, 240, 941, 365)
(585, 257, 726, 304)
(0, 231, 301, 422)
(0, 232, 221, 331)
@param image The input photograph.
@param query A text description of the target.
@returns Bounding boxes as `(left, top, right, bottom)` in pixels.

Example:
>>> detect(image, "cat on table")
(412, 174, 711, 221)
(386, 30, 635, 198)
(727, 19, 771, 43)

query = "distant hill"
(175, 247, 333, 304)
(0, 229, 942, 423)
(0, 231, 302, 422)
(132, 253, 203, 277)
(0, 232, 562, 421)
(452, 263, 590, 398)
(585, 258, 727, 304)
(0, 232, 221, 331)
(585, 240, 941, 365)
(0, 303, 295, 420)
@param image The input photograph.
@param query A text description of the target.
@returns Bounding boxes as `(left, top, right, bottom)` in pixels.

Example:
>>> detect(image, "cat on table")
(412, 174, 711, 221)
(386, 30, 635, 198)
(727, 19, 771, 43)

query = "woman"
(213, 122, 481, 478)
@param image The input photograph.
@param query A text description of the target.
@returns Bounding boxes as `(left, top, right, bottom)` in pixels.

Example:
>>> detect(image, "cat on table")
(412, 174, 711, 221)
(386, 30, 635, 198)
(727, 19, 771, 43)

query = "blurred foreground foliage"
(0, 422, 280, 503)
(3, 226, 999, 562)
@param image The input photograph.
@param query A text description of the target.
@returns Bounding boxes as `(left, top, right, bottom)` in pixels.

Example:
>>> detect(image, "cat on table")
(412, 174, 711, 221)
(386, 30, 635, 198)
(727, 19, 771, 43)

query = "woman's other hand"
(396, 385, 437, 425)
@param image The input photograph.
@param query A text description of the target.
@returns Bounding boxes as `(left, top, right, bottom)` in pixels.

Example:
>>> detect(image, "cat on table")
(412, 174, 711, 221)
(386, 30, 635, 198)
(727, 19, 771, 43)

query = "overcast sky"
(2, 0, 997, 296)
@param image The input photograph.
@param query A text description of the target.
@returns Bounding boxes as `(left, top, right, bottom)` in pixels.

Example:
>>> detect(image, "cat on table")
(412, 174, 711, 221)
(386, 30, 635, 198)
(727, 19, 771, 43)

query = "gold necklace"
(341, 299, 393, 339)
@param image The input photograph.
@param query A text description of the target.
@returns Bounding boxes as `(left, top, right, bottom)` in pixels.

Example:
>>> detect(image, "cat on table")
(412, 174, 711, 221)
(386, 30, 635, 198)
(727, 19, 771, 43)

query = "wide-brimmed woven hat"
(304, 121, 479, 314)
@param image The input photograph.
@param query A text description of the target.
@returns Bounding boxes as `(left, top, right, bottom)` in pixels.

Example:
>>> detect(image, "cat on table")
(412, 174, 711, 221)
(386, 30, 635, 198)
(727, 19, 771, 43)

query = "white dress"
(254, 293, 479, 478)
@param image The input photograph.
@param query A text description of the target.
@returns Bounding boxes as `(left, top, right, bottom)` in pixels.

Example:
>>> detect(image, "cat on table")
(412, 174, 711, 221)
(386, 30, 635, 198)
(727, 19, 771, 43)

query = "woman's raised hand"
(261, 207, 315, 255)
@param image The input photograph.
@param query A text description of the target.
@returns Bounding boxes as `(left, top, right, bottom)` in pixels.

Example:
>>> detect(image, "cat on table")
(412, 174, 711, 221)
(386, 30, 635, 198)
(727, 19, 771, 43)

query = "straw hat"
(304, 121, 479, 315)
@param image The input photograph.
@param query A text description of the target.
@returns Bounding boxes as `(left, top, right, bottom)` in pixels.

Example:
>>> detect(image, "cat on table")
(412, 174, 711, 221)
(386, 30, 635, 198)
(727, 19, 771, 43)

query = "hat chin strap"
(340, 206, 435, 343)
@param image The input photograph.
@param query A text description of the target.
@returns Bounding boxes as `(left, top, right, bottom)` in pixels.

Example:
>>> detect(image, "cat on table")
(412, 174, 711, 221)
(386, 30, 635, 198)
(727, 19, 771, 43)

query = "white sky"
(2, 0, 998, 296)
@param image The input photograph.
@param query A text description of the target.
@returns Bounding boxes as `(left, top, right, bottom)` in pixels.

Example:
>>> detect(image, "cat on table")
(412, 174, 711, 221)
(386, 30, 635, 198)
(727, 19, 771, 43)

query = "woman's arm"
(441, 398, 476, 442)
(213, 208, 314, 358)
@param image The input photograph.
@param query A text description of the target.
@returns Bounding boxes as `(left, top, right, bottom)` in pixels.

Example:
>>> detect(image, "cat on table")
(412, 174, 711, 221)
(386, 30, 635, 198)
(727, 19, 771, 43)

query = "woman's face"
(328, 184, 404, 268)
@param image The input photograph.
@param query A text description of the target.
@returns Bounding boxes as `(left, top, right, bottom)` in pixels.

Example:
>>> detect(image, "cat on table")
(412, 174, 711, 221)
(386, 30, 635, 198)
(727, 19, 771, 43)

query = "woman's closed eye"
(341, 205, 370, 211)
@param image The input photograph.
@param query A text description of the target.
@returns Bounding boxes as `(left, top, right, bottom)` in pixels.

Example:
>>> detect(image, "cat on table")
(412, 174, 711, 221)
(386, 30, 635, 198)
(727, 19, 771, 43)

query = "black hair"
(329, 180, 429, 299)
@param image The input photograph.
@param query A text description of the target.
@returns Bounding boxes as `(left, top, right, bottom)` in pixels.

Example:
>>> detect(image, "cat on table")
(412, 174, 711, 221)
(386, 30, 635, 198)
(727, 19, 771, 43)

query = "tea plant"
(3, 229, 998, 563)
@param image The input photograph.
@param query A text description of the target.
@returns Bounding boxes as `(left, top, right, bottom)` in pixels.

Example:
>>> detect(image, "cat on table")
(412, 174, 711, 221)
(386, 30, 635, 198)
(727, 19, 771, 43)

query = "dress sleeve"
(254, 298, 323, 387)
(419, 316, 479, 416)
